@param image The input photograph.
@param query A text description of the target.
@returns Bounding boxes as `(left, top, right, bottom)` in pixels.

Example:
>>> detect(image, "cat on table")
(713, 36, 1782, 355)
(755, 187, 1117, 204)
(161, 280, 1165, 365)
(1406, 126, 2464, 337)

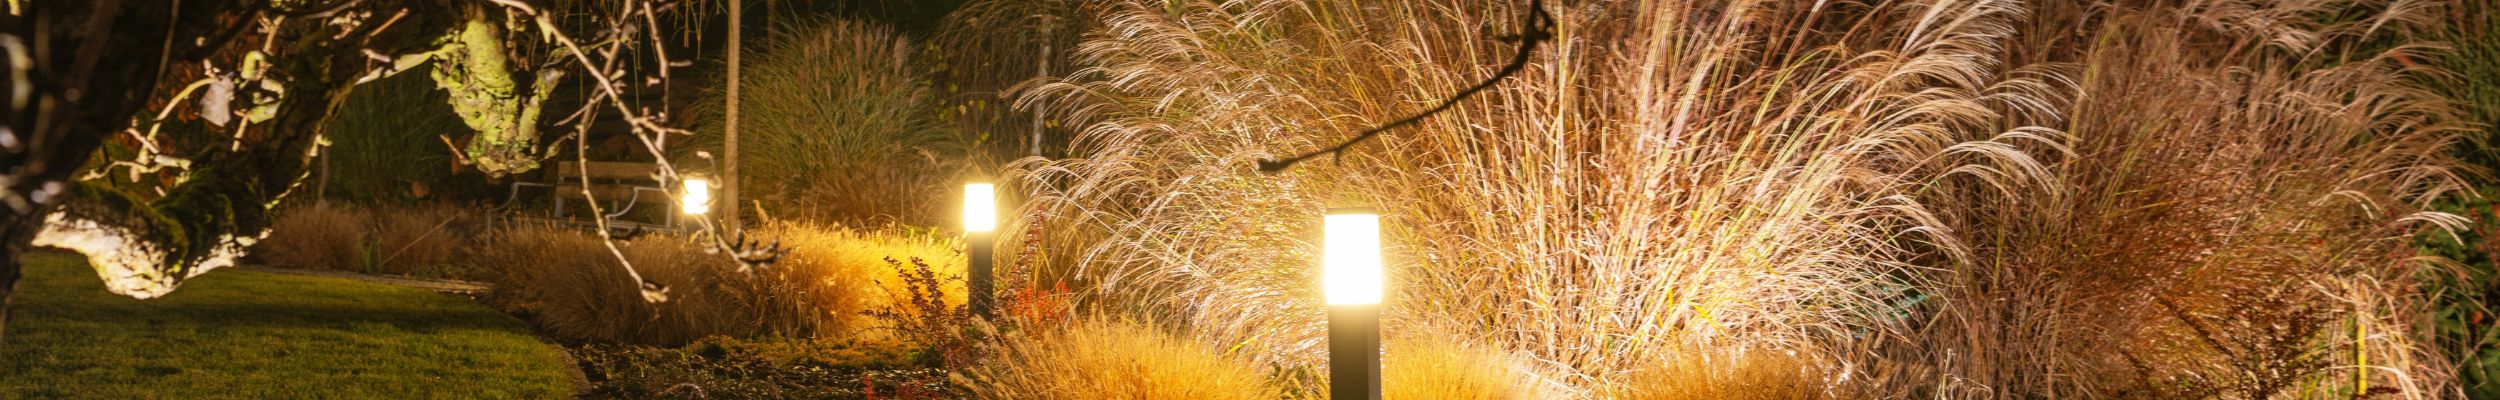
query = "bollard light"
(1324, 211, 1384, 305)
(964, 182, 998, 318)
(1324, 208, 1383, 400)
(963, 183, 998, 232)
(680, 177, 713, 215)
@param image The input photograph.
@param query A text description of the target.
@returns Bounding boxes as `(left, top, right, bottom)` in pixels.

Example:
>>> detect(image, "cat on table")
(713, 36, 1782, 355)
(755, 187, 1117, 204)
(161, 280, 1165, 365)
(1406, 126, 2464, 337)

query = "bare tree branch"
(1255, 0, 1554, 173)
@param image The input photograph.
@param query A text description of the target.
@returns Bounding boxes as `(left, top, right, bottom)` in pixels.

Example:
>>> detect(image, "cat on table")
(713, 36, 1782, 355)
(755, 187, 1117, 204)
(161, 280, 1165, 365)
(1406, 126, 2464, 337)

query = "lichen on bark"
(430, 5, 554, 178)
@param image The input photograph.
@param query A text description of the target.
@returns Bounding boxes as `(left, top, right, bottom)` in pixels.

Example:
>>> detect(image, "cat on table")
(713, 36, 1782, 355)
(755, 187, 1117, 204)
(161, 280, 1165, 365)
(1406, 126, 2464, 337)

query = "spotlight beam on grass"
(965, 182, 998, 318)
(1325, 208, 1382, 400)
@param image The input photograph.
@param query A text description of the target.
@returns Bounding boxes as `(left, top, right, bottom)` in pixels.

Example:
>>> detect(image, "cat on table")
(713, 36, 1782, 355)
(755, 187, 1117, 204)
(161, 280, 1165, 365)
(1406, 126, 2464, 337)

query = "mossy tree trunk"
(0, 0, 230, 343)
(1, 0, 550, 342)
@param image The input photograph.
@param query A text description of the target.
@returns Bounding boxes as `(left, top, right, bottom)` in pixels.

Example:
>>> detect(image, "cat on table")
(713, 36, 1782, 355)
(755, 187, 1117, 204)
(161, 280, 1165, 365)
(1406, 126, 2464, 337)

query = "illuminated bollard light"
(680, 177, 713, 215)
(1324, 208, 1382, 400)
(964, 182, 998, 318)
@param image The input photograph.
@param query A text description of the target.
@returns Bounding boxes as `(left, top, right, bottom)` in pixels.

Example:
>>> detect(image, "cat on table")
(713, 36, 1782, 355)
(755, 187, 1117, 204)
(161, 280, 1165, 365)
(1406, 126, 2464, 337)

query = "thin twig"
(1254, 0, 1554, 173)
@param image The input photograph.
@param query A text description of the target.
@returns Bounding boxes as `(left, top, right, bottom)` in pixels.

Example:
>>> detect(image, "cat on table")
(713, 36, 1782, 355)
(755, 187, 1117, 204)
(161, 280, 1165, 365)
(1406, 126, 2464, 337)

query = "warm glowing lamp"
(680, 177, 713, 215)
(1324, 208, 1382, 400)
(963, 183, 998, 233)
(964, 181, 998, 317)
(1324, 211, 1384, 305)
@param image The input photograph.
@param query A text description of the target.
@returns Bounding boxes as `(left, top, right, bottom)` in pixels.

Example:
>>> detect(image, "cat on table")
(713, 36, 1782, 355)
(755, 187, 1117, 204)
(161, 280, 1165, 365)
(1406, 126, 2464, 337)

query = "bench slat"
(553, 161, 666, 180)
(552, 184, 674, 204)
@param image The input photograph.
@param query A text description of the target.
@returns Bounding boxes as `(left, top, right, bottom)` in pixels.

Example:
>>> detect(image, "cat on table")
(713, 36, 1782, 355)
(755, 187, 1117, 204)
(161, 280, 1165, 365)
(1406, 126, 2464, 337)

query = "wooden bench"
(510, 161, 687, 229)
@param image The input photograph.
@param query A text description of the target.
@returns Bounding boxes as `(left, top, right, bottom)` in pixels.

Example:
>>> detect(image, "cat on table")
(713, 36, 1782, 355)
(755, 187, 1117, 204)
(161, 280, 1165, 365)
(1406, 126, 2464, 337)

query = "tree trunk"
(723, 0, 742, 232)
(0, 0, 211, 343)
(2, 0, 476, 341)
(34, 1, 462, 298)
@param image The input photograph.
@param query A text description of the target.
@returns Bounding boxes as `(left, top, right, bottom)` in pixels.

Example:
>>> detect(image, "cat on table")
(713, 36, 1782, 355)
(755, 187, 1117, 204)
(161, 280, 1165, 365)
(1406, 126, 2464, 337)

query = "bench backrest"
(550, 161, 675, 205)
(553, 161, 666, 182)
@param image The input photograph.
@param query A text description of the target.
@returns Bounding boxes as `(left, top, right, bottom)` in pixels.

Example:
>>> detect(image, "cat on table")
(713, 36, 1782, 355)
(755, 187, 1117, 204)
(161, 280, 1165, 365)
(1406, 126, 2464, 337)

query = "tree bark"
(32, 0, 465, 298)
(0, 0, 587, 344)
(723, 0, 742, 232)
(1, 0, 492, 342)
(0, 0, 222, 342)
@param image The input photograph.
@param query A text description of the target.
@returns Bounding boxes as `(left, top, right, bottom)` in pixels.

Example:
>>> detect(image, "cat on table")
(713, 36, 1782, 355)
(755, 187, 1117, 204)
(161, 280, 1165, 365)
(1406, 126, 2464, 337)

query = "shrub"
(1612, 348, 1837, 400)
(255, 202, 487, 278)
(958, 318, 1279, 399)
(2421, 3, 2500, 397)
(476, 222, 963, 346)
(926, 0, 1085, 162)
(255, 203, 368, 271)
(319, 66, 483, 204)
(366, 202, 485, 276)
(475, 224, 754, 345)
(755, 220, 964, 341)
(1384, 331, 1562, 399)
(990, 0, 2471, 396)
(689, 18, 963, 226)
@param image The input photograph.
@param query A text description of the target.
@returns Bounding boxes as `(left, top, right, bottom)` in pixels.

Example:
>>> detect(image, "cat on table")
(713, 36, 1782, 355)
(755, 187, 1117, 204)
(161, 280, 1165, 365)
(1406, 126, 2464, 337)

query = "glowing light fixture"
(1324, 207, 1383, 400)
(1324, 210, 1384, 305)
(964, 181, 999, 317)
(963, 182, 998, 233)
(680, 177, 713, 215)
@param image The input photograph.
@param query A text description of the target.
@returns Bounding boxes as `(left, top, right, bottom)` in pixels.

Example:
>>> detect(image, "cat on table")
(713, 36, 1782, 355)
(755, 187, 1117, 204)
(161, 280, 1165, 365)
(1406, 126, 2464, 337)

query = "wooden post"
(722, 0, 743, 232)
(1031, 12, 1050, 158)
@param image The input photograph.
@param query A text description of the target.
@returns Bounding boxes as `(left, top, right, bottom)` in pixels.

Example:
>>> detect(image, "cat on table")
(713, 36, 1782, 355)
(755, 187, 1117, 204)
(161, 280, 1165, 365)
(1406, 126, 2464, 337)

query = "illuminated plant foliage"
(982, 0, 2479, 397)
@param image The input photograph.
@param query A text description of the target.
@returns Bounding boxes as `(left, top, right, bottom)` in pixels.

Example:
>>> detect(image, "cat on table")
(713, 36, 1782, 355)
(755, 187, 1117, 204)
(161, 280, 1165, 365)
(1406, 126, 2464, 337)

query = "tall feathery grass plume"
(688, 17, 964, 226)
(1872, 0, 2475, 397)
(2419, 0, 2500, 396)
(967, 0, 2479, 397)
(928, 0, 1088, 163)
(998, 0, 2064, 392)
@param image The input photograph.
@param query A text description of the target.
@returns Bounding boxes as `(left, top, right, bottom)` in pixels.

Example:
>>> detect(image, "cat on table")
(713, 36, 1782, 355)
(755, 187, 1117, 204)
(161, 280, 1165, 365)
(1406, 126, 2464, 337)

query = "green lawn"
(0, 252, 573, 399)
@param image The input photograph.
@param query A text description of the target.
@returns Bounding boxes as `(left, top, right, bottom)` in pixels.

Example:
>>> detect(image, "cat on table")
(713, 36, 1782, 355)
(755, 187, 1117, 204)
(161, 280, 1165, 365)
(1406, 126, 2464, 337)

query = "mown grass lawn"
(0, 252, 573, 399)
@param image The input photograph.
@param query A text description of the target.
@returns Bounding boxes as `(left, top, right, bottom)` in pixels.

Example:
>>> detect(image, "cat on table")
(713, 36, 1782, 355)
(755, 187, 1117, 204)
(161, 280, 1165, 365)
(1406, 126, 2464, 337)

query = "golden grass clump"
(256, 203, 369, 271)
(474, 224, 750, 345)
(959, 317, 1279, 400)
(257, 203, 486, 276)
(1384, 331, 1564, 399)
(751, 220, 964, 341)
(1612, 348, 1839, 400)
(474, 222, 964, 346)
(972, 0, 2478, 396)
(364, 203, 481, 274)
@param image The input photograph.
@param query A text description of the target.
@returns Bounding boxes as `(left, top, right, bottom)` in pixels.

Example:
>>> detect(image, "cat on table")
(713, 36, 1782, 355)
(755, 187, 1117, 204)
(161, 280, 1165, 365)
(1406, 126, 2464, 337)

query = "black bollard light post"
(963, 182, 998, 318)
(1324, 208, 1383, 400)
